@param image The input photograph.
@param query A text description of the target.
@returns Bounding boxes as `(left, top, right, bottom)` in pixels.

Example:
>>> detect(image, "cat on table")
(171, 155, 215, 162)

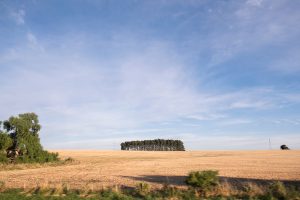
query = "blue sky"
(0, 0, 300, 150)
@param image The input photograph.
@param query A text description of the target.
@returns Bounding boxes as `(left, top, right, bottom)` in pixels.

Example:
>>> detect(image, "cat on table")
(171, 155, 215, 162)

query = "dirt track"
(1, 150, 300, 189)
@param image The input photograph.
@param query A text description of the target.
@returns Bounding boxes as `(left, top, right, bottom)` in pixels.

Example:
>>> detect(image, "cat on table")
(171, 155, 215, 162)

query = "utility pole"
(269, 138, 272, 150)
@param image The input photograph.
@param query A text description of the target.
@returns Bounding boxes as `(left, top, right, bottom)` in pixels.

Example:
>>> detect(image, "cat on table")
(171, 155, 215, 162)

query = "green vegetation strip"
(1, 180, 300, 200)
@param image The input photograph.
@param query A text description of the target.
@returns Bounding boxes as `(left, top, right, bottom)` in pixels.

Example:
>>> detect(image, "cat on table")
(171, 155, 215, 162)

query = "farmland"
(1, 150, 299, 190)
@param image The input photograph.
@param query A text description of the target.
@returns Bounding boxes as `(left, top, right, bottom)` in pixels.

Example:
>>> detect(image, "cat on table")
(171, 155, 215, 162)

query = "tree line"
(0, 113, 59, 163)
(120, 139, 185, 151)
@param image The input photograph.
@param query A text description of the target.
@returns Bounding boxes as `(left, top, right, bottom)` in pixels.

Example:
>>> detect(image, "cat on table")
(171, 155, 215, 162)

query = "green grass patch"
(0, 182, 299, 200)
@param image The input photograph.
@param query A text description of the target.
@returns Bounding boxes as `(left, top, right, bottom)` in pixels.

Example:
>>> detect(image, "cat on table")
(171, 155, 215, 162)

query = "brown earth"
(0, 150, 300, 190)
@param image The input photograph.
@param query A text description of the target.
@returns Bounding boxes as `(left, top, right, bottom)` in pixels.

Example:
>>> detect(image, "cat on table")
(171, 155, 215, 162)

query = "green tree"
(1, 113, 59, 163)
(0, 133, 12, 152)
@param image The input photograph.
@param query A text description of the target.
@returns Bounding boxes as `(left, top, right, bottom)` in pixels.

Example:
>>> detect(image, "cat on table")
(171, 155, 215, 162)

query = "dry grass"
(0, 159, 77, 171)
(0, 150, 299, 191)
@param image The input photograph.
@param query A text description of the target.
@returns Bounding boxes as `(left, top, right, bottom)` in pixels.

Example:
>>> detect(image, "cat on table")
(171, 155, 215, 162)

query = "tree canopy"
(121, 139, 185, 151)
(0, 113, 59, 163)
(280, 144, 290, 150)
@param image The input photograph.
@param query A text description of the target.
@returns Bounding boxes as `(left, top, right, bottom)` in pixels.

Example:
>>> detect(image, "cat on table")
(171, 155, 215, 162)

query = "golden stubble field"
(0, 150, 300, 190)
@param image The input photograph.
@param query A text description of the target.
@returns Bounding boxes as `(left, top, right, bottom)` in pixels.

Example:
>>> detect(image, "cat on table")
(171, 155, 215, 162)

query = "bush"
(135, 182, 150, 196)
(64, 157, 75, 163)
(15, 151, 59, 164)
(100, 189, 134, 200)
(161, 184, 180, 197)
(269, 181, 287, 200)
(286, 186, 300, 200)
(186, 170, 219, 193)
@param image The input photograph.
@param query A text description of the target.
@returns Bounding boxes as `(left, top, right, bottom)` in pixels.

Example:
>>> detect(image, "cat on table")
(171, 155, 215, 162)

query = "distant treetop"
(120, 139, 185, 151)
(280, 144, 290, 150)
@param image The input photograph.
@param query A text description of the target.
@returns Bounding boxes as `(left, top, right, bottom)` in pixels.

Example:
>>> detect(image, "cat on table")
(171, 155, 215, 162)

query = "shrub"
(186, 170, 219, 194)
(64, 157, 75, 163)
(136, 182, 150, 196)
(286, 186, 300, 200)
(100, 188, 134, 200)
(161, 184, 179, 197)
(269, 181, 286, 200)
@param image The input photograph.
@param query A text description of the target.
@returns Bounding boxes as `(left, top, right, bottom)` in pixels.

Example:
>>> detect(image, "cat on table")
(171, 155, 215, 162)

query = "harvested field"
(0, 150, 300, 190)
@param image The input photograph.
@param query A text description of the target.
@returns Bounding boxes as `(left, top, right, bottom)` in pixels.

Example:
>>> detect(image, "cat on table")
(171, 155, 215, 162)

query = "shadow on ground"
(121, 175, 300, 188)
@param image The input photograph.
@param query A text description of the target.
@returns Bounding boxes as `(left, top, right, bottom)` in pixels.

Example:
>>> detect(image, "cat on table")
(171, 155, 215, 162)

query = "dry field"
(0, 150, 300, 190)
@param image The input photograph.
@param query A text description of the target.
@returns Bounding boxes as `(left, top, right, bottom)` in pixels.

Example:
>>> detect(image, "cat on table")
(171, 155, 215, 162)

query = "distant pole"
(269, 138, 272, 150)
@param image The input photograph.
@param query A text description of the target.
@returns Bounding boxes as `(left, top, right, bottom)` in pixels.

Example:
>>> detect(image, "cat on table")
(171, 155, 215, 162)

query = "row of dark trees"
(121, 139, 185, 151)
(0, 113, 59, 163)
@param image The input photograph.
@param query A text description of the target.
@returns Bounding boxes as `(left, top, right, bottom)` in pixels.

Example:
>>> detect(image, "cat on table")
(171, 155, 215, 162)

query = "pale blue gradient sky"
(0, 0, 300, 150)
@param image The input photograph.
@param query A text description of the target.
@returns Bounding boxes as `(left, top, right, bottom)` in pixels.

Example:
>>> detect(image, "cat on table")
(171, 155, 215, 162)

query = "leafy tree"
(0, 113, 59, 163)
(0, 133, 12, 152)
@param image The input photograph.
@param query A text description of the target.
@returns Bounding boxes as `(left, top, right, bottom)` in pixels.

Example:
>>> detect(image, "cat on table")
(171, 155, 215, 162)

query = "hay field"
(1, 150, 300, 190)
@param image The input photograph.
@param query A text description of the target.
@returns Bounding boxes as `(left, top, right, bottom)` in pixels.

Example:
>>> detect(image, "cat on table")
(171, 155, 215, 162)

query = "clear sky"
(0, 0, 299, 150)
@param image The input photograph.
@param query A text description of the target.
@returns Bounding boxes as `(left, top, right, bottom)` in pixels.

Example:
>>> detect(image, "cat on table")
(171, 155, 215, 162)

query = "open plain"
(1, 150, 300, 190)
